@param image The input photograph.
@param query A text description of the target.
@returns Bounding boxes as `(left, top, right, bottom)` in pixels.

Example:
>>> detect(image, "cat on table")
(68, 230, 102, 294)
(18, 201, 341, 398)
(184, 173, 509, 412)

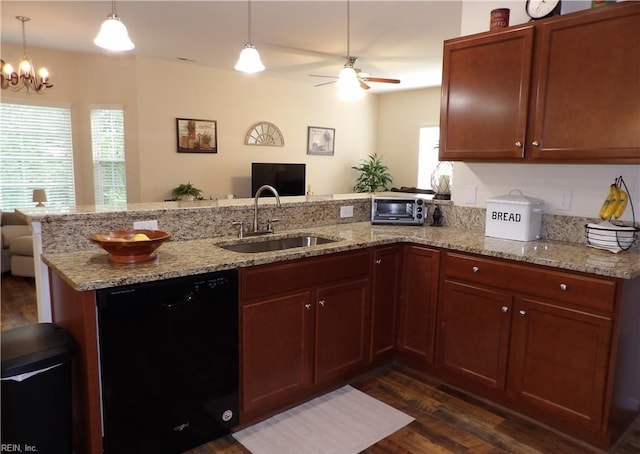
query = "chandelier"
(1, 16, 53, 93)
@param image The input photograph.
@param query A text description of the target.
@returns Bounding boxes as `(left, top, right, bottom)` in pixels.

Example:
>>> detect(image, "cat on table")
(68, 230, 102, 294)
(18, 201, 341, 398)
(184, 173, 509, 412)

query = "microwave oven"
(371, 196, 427, 225)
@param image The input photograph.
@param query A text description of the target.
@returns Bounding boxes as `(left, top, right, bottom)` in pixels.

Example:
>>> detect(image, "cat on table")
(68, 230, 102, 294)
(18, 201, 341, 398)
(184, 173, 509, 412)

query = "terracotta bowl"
(89, 229, 171, 263)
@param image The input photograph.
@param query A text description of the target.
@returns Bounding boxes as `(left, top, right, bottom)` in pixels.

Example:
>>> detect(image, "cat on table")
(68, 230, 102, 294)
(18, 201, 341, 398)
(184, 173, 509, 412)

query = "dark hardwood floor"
(2, 273, 638, 453)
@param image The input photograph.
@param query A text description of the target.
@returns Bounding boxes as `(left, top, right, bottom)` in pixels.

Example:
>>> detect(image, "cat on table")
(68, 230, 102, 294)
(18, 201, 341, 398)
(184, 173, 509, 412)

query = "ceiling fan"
(311, 56, 401, 90)
(310, 0, 401, 91)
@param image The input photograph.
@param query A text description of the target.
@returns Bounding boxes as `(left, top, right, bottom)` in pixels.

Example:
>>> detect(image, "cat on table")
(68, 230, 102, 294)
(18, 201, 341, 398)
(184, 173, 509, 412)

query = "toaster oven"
(371, 196, 427, 225)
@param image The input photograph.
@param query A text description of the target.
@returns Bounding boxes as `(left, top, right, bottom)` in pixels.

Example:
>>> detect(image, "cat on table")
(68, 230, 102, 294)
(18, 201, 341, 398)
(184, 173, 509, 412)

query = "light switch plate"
(464, 185, 477, 204)
(133, 220, 159, 230)
(340, 206, 354, 218)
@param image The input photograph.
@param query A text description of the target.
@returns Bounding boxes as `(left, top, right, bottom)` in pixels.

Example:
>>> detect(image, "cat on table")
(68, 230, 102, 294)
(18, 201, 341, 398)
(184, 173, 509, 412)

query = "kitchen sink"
(218, 235, 340, 253)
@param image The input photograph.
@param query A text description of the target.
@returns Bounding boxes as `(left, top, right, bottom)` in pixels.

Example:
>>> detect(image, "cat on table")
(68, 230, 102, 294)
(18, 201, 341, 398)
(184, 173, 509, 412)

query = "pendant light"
(235, 0, 265, 73)
(337, 0, 364, 102)
(94, 0, 135, 51)
(1, 16, 53, 93)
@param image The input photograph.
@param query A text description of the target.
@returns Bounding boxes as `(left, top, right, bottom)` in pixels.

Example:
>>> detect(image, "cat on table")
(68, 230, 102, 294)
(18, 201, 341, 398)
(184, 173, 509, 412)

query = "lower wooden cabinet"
(370, 246, 401, 364)
(397, 245, 440, 367)
(437, 280, 512, 391)
(239, 250, 372, 423)
(508, 296, 612, 431)
(435, 250, 630, 447)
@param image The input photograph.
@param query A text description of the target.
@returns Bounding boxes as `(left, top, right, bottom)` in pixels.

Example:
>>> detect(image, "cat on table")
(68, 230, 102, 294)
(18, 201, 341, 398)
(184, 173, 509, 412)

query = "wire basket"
(585, 175, 639, 253)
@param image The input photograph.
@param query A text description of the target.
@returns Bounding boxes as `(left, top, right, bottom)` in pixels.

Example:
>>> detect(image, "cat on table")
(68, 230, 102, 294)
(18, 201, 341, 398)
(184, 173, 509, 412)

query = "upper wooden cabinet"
(439, 3, 640, 163)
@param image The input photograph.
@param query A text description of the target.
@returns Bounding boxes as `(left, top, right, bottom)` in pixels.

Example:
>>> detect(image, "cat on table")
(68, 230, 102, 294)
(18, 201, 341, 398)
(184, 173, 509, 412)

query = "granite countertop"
(42, 222, 640, 292)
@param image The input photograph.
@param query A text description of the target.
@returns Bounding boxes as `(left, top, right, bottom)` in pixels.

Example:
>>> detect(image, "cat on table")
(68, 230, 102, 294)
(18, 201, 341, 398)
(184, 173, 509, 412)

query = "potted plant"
(352, 153, 393, 193)
(171, 182, 203, 201)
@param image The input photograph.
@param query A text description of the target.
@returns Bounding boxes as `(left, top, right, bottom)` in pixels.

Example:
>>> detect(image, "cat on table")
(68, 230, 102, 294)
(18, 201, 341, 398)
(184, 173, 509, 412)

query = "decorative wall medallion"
(245, 122, 285, 146)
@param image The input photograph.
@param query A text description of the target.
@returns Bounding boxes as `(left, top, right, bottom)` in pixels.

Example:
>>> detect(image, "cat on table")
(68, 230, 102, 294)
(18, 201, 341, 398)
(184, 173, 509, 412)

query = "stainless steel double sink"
(218, 234, 340, 253)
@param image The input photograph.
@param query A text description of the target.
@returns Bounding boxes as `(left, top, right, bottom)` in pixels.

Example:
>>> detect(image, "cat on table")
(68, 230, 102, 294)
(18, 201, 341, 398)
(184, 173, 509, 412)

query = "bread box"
(485, 190, 544, 241)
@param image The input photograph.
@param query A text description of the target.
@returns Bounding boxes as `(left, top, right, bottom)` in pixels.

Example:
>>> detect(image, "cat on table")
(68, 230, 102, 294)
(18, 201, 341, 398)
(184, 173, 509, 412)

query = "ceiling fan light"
(235, 44, 265, 73)
(337, 66, 364, 101)
(94, 14, 135, 51)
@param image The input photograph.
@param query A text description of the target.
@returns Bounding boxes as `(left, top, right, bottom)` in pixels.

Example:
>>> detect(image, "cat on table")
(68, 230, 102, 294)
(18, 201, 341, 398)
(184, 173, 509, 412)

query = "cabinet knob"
(515, 141, 522, 148)
(559, 283, 567, 291)
(304, 303, 312, 310)
(531, 140, 540, 147)
(472, 266, 479, 273)
(519, 310, 527, 317)
(375, 259, 382, 265)
(318, 300, 325, 307)
(501, 305, 509, 313)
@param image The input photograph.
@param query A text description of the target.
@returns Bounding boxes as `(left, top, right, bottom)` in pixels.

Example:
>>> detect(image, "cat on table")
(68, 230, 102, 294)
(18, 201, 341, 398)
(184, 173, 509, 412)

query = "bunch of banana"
(599, 178, 628, 220)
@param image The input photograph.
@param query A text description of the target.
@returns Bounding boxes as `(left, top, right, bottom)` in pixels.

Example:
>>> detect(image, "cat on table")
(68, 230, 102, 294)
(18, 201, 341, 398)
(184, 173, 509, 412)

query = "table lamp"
(33, 189, 47, 207)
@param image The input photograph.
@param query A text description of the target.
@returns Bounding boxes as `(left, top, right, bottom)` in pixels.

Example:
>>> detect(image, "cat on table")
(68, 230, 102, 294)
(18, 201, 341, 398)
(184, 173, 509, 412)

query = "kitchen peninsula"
(17, 195, 640, 453)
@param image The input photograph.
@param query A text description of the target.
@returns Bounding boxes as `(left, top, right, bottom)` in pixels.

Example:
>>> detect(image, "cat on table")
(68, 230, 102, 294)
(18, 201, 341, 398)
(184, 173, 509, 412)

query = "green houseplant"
(171, 182, 203, 200)
(352, 154, 393, 193)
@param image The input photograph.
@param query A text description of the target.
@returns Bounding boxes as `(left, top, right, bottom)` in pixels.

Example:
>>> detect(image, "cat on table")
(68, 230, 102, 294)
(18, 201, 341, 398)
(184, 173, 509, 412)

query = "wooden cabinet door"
(508, 296, 613, 430)
(241, 292, 313, 415)
(371, 246, 401, 364)
(398, 245, 440, 366)
(439, 26, 534, 160)
(529, 4, 640, 162)
(314, 280, 371, 385)
(437, 280, 513, 391)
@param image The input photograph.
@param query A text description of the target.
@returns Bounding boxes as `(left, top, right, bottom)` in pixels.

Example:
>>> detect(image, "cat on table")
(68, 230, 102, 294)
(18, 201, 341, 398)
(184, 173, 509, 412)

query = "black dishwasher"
(96, 269, 238, 454)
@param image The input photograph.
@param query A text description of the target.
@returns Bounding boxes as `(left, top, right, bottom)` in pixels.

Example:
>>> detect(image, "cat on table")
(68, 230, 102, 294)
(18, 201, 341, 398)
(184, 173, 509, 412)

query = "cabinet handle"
(375, 259, 382, 265)
(559, 283, 567, 291)
(501, 305, 509, 313)
(531, 140, 540, 147)
(318, 300, 325, 307)
(519, 310, 527, 317)
(304, 303, 312, 310)
(515, 141, 522, 148)
(472, 266, 479, 273)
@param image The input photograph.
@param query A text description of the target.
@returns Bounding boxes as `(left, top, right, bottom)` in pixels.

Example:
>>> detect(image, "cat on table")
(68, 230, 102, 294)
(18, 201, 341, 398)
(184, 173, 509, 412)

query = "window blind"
(0, 103, 75, 211)
(91, 108, 127, 205)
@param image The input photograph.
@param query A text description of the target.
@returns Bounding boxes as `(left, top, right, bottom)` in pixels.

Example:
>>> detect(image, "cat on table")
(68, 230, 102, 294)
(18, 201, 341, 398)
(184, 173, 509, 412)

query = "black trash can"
(1, 323, 74, 454)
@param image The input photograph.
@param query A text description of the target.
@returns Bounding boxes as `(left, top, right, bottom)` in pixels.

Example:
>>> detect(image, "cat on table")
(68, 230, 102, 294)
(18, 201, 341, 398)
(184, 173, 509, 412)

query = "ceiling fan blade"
(310, 74, 338, 79)
(314, 81, 337, 87)
(360, 80, 371, 90)
(362, 77, 401, 84)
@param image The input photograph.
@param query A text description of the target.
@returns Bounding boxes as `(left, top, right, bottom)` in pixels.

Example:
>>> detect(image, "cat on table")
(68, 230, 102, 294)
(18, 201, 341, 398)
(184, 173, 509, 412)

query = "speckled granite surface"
(41, 222, 640, 292)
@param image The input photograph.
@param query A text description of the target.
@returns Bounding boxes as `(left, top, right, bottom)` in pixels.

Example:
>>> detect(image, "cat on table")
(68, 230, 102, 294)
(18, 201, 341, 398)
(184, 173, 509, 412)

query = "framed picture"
(176, 118, 217, 153)
(307, 126, 335, 156)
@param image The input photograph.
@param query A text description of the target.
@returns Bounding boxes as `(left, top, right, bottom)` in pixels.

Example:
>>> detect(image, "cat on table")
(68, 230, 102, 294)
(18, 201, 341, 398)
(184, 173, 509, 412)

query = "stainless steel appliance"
(96, 269, 238, 454)
(371, 196, 427, 225)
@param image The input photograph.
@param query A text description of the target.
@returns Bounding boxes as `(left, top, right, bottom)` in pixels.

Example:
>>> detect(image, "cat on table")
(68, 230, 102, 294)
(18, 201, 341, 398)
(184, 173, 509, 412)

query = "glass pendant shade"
(235, 44, 265, 73)
(430, 160, 453, 200)
(337, 66, 364, 102)
(94, 14, 135, 51)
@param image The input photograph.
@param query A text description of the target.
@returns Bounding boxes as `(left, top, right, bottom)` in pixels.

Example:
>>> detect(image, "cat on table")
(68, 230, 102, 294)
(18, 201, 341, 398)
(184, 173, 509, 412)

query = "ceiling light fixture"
(337, 1, 364, 102)
(94, 0, 135, 52)
(235, 0, 265, 73)
(1, 16, 53, 93)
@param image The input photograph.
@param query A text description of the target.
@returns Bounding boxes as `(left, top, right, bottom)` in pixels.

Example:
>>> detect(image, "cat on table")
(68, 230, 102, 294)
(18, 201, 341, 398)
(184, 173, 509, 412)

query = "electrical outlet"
(133, 220, 159, 230)
(556, 190, 572, 211)
(340, 206, 354, 218)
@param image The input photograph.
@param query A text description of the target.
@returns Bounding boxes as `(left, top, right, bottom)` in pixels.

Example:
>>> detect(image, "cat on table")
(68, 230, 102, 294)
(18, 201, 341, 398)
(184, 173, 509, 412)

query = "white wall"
(376, 87, 441, 188)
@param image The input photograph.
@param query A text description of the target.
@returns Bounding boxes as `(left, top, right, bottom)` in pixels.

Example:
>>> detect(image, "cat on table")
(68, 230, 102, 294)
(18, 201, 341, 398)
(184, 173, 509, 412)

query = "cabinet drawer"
(444, 252, 616, 313)
(241, 249, 371, 301)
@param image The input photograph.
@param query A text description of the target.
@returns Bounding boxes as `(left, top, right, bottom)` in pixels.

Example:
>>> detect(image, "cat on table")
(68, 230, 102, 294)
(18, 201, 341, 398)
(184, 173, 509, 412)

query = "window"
(0, 102, 75, 210)
(91, 108, 127, 205)
(417, 126, 440, 190)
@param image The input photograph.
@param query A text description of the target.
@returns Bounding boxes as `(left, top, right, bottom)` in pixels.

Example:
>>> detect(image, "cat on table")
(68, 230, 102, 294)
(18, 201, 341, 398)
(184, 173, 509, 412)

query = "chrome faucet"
(252, 185, 282, 234)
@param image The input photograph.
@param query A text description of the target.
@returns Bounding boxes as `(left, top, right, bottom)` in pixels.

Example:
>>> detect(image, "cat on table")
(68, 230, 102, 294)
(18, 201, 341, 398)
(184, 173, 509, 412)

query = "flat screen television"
(251, 163, 306, 197)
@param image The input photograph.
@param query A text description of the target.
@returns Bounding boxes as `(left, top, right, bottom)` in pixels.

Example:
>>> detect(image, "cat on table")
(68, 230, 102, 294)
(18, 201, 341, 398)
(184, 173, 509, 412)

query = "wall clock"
(526, 0, 561, 20)
(245, 122, 285, 146)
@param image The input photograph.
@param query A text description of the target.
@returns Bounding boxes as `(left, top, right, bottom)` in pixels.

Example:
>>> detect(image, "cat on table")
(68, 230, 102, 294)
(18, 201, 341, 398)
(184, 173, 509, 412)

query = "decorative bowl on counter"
(89, 229, 171, 263)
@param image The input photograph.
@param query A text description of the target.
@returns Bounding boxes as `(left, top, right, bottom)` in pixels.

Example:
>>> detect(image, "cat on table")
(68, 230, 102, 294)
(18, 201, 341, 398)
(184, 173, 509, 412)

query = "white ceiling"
(0, 1, 464, 93)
